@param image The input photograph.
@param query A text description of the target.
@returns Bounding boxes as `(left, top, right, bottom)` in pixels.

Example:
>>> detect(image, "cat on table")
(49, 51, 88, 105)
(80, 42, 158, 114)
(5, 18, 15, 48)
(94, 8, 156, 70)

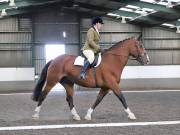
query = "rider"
(79, 17, 104, 79)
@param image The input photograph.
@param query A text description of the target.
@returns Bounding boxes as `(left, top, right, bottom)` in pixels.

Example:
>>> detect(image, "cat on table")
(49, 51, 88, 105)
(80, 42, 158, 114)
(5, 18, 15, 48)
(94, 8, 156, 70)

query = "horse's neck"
(103, 51, 129, 71)
(110, 42, 130, 57)
(105, 42, 130, 71)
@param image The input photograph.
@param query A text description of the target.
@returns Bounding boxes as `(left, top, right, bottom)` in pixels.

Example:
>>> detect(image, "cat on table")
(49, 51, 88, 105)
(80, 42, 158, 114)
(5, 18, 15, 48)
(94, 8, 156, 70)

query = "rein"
(105, 52, 129, 57)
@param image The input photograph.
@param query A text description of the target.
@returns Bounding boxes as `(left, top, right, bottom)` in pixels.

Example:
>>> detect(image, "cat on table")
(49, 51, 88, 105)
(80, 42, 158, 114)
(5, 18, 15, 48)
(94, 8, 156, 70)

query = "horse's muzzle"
(131, 53, 150, 65)
(140, 53, 150, 65)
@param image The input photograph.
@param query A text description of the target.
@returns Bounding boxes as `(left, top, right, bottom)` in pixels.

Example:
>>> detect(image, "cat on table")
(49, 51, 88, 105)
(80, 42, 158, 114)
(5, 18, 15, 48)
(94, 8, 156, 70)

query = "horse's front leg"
(85, 88, 109, 120)
(111, 83, 136, 120)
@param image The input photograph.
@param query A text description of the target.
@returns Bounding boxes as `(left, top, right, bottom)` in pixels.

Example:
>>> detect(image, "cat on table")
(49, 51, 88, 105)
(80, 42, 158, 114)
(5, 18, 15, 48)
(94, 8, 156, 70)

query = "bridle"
(130, 43, 144, 61)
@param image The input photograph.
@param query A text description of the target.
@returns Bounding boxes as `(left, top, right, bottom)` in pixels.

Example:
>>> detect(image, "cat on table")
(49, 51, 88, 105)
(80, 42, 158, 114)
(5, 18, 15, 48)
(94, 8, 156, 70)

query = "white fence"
(0, 68, 34, 81)
(122, 65, 180, 79)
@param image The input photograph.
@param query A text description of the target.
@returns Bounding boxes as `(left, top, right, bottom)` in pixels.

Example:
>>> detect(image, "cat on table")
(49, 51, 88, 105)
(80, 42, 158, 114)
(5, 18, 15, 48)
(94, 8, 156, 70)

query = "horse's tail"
(31, 60, 52, 102)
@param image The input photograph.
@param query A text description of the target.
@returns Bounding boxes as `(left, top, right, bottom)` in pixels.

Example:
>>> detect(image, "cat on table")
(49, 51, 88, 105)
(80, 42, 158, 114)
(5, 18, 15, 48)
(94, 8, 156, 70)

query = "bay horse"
(32, 37, 150, 121)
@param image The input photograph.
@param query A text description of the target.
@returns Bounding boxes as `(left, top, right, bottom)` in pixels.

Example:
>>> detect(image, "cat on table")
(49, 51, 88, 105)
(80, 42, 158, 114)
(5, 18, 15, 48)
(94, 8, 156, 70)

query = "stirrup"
(79, 72, 86, 79)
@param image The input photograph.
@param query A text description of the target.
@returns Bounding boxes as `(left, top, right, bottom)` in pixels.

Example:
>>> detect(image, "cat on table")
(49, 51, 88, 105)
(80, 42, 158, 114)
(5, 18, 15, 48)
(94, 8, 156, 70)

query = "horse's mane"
(107, 37, 135, 51)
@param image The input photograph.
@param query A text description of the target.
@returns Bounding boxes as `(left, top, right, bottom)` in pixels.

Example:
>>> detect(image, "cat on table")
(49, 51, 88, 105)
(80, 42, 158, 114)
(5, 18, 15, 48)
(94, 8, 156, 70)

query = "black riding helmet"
(92, 17, 104, 25)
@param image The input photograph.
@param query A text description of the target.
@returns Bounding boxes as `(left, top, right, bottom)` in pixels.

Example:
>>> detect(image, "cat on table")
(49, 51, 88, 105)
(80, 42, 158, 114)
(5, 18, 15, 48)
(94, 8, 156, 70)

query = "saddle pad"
(74, 54, 101, 67)
(74, 56, 85, 66)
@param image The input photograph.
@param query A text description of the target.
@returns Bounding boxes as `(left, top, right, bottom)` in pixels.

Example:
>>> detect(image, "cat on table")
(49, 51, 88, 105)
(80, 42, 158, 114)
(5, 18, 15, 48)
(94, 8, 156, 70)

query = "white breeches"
(83, 50, 95, 64)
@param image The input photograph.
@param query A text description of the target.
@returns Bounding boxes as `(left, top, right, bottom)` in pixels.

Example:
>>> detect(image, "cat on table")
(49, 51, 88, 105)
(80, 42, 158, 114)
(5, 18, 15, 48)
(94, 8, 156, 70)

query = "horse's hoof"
(73, 115, 81, 121)
(32, 114, 39, 120)
(84, 114, 91, 121)
(128, 113, 136, 120)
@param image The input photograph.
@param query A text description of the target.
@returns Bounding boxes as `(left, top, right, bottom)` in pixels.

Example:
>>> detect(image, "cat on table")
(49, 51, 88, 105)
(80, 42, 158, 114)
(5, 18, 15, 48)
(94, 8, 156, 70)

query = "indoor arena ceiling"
(0, 0, 180, 32)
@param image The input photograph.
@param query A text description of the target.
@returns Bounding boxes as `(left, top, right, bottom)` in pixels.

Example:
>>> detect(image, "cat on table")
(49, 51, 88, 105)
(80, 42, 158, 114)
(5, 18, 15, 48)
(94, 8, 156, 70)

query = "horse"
(31, 36, 150, 121)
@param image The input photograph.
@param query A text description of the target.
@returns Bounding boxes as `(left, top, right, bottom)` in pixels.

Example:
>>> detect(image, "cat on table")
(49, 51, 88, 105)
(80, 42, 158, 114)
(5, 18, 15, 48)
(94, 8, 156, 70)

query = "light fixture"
(153, 0, 163, 3)
(141, 9, 148, 16)
(166, 0, 173, 8)
(176, 26, 180, 33)
(9, 0, 16, 7)
(107, 13, 120, 18)
(121, 16, 126, 24)
(63, 31, 66, 38)
(1, 9, 7, 17)
(134, 8, 148, 16)
(162, 23, 176, 28)
(0, 0, 9, 2)
(73, 4, 79, 7)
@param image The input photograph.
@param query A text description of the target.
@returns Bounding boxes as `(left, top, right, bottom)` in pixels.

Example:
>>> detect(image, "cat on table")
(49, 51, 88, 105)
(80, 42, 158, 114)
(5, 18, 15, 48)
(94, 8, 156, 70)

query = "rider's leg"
(79, 50, 94, 79)
(79, 60, 90, 79)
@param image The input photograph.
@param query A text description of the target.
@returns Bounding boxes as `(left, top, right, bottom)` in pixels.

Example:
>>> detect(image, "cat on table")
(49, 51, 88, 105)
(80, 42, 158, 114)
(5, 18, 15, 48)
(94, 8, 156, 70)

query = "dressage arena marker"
(0, 120, 180, 131)
(1, 89, 180, 96)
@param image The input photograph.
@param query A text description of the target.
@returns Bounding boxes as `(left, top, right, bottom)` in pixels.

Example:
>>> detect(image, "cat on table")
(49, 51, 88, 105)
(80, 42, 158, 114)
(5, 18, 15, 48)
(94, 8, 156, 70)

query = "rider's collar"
(93, 26, 99, 34)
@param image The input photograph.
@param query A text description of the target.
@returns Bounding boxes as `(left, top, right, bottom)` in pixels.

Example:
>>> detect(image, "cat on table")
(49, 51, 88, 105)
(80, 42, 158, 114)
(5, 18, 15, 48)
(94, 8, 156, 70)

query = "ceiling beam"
(111, 0, 180, 16)
(0, 0, 63, 18)
(113, 10, 175, 24)
(74, 2, 115, 12)
(0, 0, 113, 18)
(0, 0, 117, 12)
(0, 0, 117, 18)
(0, 0, 61, 11)
(110, 0, 180, 26)
(113, 10, 140, 18)
(4, 8, 31, 17)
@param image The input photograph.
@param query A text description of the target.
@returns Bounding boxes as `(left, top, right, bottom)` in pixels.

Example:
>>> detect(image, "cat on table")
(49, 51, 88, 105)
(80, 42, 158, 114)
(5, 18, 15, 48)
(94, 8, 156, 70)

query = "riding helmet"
(92, 17, 104, 25)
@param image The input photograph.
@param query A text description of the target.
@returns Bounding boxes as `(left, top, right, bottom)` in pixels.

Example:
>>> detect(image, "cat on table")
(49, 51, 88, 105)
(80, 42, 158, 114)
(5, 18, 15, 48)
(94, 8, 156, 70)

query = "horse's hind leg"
(32, 80, 56, 119)
(60, 78, 80, 121)
(85, 88, 109, 120)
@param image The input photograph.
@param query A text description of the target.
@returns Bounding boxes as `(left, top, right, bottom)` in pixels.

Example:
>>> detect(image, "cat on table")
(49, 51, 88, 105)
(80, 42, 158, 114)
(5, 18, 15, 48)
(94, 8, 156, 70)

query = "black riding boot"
(79, 60, 90, 79)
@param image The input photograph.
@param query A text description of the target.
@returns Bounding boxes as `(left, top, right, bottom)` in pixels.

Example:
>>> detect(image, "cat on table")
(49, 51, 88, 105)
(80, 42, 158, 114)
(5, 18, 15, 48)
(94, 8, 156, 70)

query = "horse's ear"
(137, 34, 142, 41)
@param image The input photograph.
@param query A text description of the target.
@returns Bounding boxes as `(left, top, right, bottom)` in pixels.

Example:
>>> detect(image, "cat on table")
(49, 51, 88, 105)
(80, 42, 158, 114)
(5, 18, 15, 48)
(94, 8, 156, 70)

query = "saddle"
(74, 53, 102, 67)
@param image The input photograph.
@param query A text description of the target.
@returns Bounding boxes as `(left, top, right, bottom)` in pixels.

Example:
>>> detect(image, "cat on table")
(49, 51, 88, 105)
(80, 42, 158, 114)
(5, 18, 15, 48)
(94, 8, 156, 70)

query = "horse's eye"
(140, 44, 143, 48)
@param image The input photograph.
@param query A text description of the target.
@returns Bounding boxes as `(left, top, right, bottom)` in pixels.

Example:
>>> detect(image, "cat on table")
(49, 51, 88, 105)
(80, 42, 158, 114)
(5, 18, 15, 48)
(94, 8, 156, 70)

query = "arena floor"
(0, 90, 180, 135)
